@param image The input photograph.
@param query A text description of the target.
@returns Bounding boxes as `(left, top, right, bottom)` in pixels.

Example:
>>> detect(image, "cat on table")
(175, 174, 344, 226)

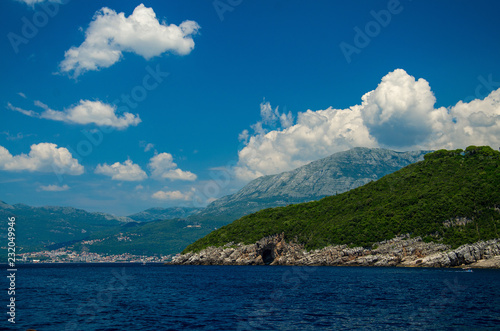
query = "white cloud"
(148, 152, 197, 181)
(206, 197, 218, 204)
(0, 143, 83, 175)
(7, 100, 141, 129)
(152, 188, 195, 201)
(161, 168, 197, 181)
(235, 69, 500, 181)
(139, 141, 155, 152)
(1, 132, 32, 141)
(432, 89, 500, 149)
(39, 184, 70, 192)
(95, 159, 147, 181)
(250, 102, 294, 136)
(235, 102, 376, 181)
(7, 102, 37, 117)
(238, 129, 249, 143)
(17, 92, 27, 99)
(358, 69, 441, 147)
(59, 4, 200, 77)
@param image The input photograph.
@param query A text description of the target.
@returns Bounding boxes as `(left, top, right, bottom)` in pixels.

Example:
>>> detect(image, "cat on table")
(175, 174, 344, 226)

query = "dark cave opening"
(262, 248, 274, 265)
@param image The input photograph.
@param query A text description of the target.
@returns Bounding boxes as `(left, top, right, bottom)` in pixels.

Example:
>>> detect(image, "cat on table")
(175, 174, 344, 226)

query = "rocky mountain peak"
(198, 148, 430, 223)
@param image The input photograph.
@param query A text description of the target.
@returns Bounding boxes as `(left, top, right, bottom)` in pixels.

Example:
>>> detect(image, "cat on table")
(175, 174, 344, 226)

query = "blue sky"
(1, 0, 500, 215)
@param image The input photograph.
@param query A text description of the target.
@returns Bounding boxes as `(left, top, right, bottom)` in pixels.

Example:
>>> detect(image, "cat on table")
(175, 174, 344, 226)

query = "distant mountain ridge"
(65, 147, 432, 256)
(1, 147, 432, 255)
(128, 207, 203, 223)
(0, 202, 206, 251)
(183, 146, 500, 258)
(1, 202, 135, 222)
(0, 202, 131, 251)
(190, 147, 431, 227)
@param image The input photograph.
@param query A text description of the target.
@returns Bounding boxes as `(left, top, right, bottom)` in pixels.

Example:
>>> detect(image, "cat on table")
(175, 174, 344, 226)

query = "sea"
(2, 264, 500, 330)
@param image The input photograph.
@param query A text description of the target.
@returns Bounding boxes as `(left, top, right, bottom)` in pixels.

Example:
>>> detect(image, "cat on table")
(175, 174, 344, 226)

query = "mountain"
(0, 202, 204, 256)
(0, 202, 132, 251)
(183, 146, 500, 255)
(68, 218, 209, 256)
(81, 147, 430, 256)
(3, 147, 432, 256)
(189, 147, 430, 228)
(127, 207, 203, 223)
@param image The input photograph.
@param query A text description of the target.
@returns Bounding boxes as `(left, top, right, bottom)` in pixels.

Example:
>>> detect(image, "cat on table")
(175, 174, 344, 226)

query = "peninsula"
(173, 146, 500, 268)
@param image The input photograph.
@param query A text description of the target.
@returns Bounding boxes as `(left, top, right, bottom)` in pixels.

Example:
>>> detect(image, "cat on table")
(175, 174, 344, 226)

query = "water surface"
(3, 264, 499, 330)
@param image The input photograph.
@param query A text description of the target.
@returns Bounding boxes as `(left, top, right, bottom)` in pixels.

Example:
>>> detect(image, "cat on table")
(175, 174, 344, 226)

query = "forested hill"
(184, 146, 500, 253)
(189, 147, 429, 227)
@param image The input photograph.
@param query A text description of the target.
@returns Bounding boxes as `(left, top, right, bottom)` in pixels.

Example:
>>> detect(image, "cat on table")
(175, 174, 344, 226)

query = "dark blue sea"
(2, 264, 500, 330)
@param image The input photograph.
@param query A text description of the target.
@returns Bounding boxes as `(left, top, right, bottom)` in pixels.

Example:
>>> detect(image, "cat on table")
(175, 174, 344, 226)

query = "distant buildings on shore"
(17, 248, 172, 263)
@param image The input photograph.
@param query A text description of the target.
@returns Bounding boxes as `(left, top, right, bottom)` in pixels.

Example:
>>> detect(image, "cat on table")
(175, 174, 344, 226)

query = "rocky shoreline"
(171, 234, 500, 268)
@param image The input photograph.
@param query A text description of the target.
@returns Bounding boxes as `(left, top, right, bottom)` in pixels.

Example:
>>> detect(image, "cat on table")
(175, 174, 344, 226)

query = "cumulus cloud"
(95, 159, 147, 181)
(39, 184, 70, 192)
(433, 89, 500, 149)
(0, 143, 83, 175)
(235, 102, 376, 180)
(152, 188, 195, 201)
(235, 69, 500, 181)
(358, 69, 442, 147)
(7, 100, 141, 129)
(59, 4, 200, 77)
(39, 100, 141, 129)
(148, 152, 197, 181)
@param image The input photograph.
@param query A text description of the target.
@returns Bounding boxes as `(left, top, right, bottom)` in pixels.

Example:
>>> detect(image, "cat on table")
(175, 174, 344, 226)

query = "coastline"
(171, 234, 500, 269)
(5, 236, 499, 268)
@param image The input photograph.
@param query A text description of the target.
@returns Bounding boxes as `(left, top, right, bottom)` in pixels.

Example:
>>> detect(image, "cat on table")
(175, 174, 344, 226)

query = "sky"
(1, 0, 500, 215)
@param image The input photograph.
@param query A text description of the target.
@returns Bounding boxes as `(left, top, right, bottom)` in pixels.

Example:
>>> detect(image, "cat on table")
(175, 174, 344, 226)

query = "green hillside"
(0, 204, 125, 252)
(184, 146, 500, 253)
(1, 147, 429, 257)
(69, 219, 209, 256)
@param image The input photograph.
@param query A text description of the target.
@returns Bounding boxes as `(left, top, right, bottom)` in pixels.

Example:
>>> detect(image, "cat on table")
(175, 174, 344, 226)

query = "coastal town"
(15, 248, 172, 264)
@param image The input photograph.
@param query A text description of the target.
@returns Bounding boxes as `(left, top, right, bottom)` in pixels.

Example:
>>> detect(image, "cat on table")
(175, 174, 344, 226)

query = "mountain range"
(0, 202, 202, 252)
(0, 202, 128, 251)
(127, 207, 203, 223)
(0, 147, 431, 255)
(183, 146, 500, 264)
(188, 147, 430, 227)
